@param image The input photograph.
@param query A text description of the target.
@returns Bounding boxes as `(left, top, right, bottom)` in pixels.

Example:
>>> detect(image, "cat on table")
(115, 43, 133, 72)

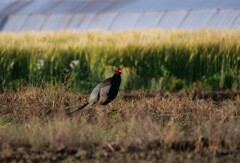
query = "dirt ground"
(0, 87, 240, 162)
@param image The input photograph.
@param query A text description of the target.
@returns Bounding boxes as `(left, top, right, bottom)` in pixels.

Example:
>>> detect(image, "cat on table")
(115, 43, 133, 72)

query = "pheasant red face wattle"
(115, 67, 121, 75)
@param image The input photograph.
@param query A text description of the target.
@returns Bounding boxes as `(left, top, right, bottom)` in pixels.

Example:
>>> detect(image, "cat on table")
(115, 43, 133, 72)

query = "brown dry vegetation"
(0, 85, 240, 162)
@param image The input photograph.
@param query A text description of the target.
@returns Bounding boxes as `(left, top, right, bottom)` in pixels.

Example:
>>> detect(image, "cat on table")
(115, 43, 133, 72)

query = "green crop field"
(0, 29, 240, 91)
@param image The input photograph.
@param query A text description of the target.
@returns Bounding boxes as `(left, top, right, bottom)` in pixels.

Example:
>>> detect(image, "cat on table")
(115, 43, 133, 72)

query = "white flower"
(70, 60, 80, 69)
(36, 59, 44, 70)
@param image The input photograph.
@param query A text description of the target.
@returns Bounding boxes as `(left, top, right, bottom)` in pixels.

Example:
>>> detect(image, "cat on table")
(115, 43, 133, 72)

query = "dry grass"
(1, 29, 239, 49)
(0, 85, 240, 162)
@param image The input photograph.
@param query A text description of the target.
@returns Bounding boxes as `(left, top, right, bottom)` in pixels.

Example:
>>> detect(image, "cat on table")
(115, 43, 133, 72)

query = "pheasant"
(70, 67, 121, 114)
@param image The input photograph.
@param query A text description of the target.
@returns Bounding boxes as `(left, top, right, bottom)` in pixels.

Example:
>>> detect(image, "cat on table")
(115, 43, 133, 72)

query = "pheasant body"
(71, 67, 121, 114)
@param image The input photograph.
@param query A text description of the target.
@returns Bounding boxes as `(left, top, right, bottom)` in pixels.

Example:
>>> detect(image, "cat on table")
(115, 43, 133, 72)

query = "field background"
(1, 30, 240, 162)
(0, 30, 240, 91)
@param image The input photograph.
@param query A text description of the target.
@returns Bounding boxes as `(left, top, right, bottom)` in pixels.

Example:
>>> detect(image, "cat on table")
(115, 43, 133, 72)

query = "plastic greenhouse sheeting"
(21, 15, 48, 31)
(0, 0, 240, 31)
(88, 13, 118, 30)
(41, 15, 72, 31)
(135, 12, 165, 29)
(207, 10, 240, 28)
(180, 10, 216, 29)
(2, 15, 28, 31)
(157, 10, 188, 29)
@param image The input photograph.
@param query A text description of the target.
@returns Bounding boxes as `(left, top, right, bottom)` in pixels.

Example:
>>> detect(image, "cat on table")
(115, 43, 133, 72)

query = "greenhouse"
(0, 0, 240, 31)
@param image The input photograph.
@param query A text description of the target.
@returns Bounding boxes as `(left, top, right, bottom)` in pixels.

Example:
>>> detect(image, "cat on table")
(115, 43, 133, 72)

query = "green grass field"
(0, 30, 240, 91)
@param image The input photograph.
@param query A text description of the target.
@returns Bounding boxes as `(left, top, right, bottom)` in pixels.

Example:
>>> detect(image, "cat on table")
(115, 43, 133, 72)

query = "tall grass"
(0, 30, 240, 91)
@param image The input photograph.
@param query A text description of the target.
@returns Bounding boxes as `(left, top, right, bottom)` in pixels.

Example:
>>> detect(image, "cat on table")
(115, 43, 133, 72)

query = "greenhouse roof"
(0, 0, 240, 31)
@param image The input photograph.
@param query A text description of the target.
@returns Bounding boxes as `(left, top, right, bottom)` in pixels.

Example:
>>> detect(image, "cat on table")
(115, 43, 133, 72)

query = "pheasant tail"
(70, 102, 89, 115)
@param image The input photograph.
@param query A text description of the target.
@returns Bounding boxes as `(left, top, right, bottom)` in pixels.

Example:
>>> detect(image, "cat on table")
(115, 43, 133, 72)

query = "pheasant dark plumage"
(71, 67, 121, 114)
